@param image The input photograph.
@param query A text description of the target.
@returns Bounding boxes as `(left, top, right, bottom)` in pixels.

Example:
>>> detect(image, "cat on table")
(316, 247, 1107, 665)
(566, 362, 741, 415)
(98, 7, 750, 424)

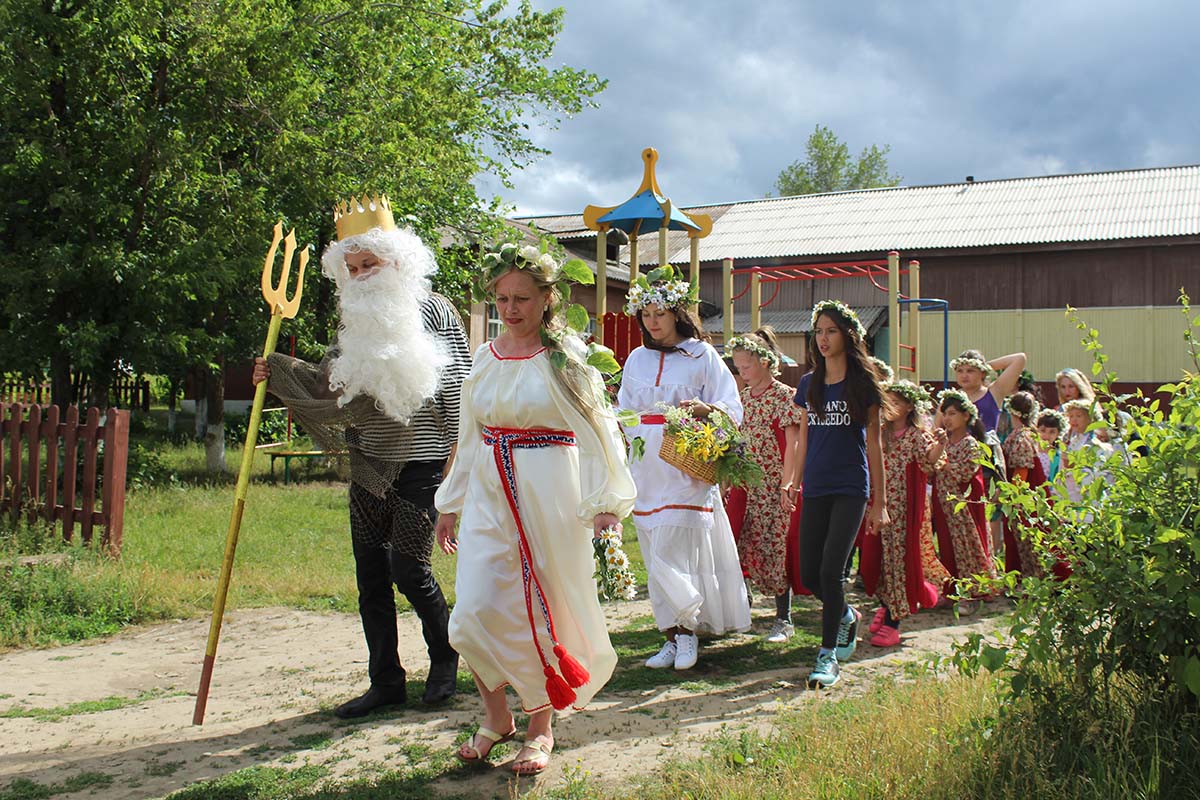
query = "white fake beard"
(328, 266, 449, 423)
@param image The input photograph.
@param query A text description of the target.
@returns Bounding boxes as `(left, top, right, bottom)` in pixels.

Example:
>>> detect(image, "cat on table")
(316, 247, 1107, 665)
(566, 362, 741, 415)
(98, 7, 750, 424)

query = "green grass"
(0, 772, 112, 800)
(0, 689, 179, 721)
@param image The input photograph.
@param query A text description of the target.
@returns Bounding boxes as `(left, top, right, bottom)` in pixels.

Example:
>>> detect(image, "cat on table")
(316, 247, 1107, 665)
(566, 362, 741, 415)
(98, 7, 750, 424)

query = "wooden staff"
(193, 223, 307, 725)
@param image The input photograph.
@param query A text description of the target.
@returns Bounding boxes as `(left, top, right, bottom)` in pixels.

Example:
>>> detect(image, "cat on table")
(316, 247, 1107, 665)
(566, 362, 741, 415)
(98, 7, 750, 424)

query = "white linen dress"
(435, 341, 636, 712)
(617, 338, 751, 635)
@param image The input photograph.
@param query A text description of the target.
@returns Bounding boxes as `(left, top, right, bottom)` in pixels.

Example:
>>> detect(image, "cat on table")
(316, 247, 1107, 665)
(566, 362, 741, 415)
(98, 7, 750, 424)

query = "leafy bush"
(223, 408, 294, 446)
(955, 291, 1200, 704)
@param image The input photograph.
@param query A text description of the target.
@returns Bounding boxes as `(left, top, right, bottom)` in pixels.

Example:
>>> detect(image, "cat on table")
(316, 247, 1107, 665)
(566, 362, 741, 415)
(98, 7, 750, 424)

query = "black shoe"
(421, 656, 459, 705)
(333, 684, 407, 719)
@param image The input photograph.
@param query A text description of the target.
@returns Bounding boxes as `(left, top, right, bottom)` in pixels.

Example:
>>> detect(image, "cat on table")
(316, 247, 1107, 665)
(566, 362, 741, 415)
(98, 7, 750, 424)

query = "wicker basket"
(659, 432, 718, 485)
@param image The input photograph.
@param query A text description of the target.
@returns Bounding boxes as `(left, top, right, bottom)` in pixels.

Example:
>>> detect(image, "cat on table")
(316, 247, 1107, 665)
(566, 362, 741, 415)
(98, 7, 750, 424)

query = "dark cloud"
(481, 0, 1200, 216)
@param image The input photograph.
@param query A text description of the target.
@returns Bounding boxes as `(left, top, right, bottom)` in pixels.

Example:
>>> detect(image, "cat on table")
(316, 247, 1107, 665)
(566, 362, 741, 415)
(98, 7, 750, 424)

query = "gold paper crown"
(333, 194, 396, 240)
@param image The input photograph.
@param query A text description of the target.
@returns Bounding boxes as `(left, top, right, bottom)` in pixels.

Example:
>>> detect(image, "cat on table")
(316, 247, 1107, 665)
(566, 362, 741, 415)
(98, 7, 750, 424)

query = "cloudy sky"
(480, 0, 1200, 217)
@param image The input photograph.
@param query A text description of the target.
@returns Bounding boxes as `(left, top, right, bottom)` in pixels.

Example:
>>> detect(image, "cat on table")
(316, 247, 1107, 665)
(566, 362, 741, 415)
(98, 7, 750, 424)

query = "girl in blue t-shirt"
(786, 300, 889, 689)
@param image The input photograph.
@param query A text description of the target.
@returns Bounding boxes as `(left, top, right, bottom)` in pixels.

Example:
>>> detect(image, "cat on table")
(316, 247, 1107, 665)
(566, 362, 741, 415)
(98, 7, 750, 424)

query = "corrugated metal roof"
(704, 305, 886, 335)
(516, 165, 1200, 261)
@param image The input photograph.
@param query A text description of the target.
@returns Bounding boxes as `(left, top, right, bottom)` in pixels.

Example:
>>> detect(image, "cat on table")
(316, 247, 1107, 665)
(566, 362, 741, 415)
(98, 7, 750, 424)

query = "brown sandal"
(510, 736, 554, 775)
(456, 723, 517, 763)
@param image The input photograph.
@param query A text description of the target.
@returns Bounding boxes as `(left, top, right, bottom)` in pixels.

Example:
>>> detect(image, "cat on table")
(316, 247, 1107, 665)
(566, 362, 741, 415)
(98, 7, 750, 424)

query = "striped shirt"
(402, 293, 472, 462)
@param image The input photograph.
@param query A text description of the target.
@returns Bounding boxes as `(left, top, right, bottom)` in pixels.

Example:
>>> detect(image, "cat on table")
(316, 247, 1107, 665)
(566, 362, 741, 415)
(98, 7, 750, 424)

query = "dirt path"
(0, 595, 1005, 799)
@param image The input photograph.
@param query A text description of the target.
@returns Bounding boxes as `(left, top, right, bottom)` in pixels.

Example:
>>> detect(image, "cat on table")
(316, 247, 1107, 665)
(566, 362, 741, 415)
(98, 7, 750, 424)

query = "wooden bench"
(268, 450, 347, 484)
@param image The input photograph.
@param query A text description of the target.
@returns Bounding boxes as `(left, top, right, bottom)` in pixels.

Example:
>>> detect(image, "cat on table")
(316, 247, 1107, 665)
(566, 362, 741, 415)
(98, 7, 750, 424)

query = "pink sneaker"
(868, 607, 887, 634)
(870, 626, 901, 647)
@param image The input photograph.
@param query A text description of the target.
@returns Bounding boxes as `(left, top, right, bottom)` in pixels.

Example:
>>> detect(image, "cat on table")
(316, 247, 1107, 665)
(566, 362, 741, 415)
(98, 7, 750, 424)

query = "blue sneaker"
(807, 650, 840, 688)
(835, 606, 861, 662)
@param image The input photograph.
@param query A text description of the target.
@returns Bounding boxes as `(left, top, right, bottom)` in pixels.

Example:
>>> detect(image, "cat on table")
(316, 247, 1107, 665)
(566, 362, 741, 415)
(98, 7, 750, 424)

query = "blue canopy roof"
(596, 190, 703, 235)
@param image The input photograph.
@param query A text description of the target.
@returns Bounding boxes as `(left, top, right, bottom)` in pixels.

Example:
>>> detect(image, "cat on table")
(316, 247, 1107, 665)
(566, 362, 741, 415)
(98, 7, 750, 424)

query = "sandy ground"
(0, 594, 1006, 799)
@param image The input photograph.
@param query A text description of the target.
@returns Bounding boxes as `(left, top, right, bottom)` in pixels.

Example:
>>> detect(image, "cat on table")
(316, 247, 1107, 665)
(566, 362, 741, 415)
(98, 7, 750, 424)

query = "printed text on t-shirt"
(809, 399, 851, 427)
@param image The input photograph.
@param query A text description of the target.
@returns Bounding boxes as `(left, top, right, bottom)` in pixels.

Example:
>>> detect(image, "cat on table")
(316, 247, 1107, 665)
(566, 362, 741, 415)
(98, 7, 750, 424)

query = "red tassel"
(543, 664, 576, 710)
(553, 644, 590, 689)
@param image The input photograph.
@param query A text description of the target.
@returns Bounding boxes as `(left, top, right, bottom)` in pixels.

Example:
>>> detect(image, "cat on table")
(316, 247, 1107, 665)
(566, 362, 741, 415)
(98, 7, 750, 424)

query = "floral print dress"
(931, 435, 997, 589)
(1002, 426, 1045, 578)
(727, 380, 804, 596)
(864, 426, 951, 620)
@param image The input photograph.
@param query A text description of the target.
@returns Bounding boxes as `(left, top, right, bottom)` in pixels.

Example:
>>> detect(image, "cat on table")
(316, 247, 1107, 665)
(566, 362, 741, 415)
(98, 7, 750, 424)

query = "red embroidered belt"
(481, 425, 589, 710)
(639, 414, 666, 425)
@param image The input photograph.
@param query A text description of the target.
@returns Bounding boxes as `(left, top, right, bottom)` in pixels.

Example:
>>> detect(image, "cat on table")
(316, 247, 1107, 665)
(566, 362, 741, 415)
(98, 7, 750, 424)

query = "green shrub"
(957, 292, 1200, 704)
(223, 408, 295, 446)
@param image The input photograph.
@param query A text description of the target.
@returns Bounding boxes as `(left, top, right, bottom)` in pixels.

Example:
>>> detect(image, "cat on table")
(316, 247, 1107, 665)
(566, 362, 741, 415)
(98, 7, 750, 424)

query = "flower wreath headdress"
(727, 334, 782, 375)
(886, 380, 932, 415)
(811, 299, 866, 340)
(624, 264, 699, 315)
(949, 355, 998, 381)
(870, 356, 895, 382)
(473, 239, 622, 379)
(937, 387, 979, 423)
(1035, 408, 1069, 438)
(1061, 398, 1101, 420)
(1002, 393, 1041, 423)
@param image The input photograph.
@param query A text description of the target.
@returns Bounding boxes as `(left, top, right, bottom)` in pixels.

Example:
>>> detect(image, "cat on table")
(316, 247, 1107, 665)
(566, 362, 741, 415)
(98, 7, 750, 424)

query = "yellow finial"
(333, 194, 396, 240)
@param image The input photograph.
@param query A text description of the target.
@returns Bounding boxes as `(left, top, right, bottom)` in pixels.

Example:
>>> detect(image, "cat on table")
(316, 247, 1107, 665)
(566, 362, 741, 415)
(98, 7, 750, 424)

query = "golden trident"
(193, 222, 308, 725)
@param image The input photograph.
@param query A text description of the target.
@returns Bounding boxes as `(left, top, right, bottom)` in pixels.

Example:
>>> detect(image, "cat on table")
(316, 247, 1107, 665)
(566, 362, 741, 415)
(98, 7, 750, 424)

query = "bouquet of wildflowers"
(593, 524, 637, 601)
(658, 402, 764, 487)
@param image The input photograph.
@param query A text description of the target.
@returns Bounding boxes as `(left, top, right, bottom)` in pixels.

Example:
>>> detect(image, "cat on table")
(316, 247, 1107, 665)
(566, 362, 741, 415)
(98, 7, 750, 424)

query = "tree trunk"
(193, 368, 208, 439)
(203, 359, 226, 473)
(166, 376, 179, 435)
(50, 351, 72, 412)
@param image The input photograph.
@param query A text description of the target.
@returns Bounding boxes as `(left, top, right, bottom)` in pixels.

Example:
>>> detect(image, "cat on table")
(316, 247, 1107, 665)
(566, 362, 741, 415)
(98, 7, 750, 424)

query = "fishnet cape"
(265, 351, 432, 559)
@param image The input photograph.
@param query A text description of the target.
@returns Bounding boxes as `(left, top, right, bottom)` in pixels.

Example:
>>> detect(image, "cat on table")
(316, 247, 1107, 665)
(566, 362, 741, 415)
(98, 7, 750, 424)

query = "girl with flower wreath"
(1035, 408, 1068, 481)
(725, 327, 808, 644)
(787, 300, 889, 688)
(433, 243, 636, 775)
(616, 267, 750, 672)
(1054, 367, 1096, 411)
(929, 389, 997, 607)
(859, 380, 951, 647)
(1000, 391, 1048, 579)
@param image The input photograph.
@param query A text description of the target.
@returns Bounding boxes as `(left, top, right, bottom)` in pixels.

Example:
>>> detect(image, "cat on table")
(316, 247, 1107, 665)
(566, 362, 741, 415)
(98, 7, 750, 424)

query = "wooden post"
(101, 408, 129, 555)
(42, 405, 60, 528)
(909, 260, 921, 381)
(629, 233, 640, 278)
(62, 405, 79, 540)
(80, 407, 100, 544)
(749, 270, 762, 333)
(658, 225, 668, 269)
(8, 404, 22, 518)
(888, 251, 901, 374)
(595, 228, 608, 319)
(689, 236, 700, 315)
(722, 257, 734, 346)
(25, 404, 41, 523)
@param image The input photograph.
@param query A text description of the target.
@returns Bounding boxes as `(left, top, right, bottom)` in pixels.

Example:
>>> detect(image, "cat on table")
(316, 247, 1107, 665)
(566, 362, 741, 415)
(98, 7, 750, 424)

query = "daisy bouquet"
(593, 524, 637, 601)
(657, 402, 764, 487)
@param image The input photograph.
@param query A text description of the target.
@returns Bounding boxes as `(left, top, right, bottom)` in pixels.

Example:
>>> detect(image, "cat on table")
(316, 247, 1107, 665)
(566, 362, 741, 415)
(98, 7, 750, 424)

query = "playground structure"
(581, 148, 950, 383)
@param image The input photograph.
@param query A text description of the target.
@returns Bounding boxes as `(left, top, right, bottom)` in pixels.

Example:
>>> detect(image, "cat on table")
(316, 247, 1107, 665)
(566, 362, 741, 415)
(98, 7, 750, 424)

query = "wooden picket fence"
(0, 376, 151, 412)
(600, 312, 643, 365)
(1, 403, 130, 554)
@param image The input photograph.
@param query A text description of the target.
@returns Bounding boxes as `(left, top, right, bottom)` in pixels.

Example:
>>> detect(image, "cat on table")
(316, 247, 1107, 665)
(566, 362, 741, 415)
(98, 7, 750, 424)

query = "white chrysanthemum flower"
(519, 245, 541, 262)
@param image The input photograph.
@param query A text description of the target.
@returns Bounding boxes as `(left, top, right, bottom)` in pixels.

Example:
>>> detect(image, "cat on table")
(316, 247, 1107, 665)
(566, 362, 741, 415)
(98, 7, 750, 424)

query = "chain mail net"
(265, 352, 432, 556)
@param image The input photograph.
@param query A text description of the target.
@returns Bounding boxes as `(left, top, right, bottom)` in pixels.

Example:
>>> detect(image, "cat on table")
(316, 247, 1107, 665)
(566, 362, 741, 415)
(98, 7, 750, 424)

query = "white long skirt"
(636, 499, 751, 634)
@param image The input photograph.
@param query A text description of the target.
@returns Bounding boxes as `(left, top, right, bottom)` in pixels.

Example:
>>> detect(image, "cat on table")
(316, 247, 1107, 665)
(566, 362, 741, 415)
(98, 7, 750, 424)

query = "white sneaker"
(674, 634, 699, 670)
(645, 640, 678, 669)
(765, 619, 794, 643)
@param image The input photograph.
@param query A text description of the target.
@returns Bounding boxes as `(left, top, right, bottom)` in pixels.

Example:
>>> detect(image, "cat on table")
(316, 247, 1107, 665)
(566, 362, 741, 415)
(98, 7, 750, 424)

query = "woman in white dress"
(617, 273, 751, 671)
(433, 247, 636, 775)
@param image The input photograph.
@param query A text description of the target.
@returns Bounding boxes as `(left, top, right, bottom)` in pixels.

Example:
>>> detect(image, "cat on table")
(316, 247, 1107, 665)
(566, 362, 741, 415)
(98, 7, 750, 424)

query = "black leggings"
(799, 494, 868, 649)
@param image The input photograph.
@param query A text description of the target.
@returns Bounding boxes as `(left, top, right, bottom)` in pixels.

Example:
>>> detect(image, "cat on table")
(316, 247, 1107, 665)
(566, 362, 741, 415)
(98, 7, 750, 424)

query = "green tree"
(771, 124, 901, 196)
(0, 0, 604, 470)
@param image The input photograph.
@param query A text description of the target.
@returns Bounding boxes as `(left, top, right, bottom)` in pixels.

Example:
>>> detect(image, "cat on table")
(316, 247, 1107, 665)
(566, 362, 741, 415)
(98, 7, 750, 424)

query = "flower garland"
(1035, 408, 1069, 439)
(593, 524, 637, 601)
(1002, 393, 1041, 423)
(886, 380, 932, 415)
(870, 356, 895, 382)
(949, 355, 997, 381)
(1061, 398, 1101, 419)
(811, 299, 867, 339)
(937, 387, 979, 423)
(624, 264, 699, 315)
(727, 334, 781, 375)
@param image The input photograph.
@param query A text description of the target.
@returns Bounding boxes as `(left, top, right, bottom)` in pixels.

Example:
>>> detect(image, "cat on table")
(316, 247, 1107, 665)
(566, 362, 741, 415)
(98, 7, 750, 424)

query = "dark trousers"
(350, 461, 454, 689)
(799, 493, 868, 649)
